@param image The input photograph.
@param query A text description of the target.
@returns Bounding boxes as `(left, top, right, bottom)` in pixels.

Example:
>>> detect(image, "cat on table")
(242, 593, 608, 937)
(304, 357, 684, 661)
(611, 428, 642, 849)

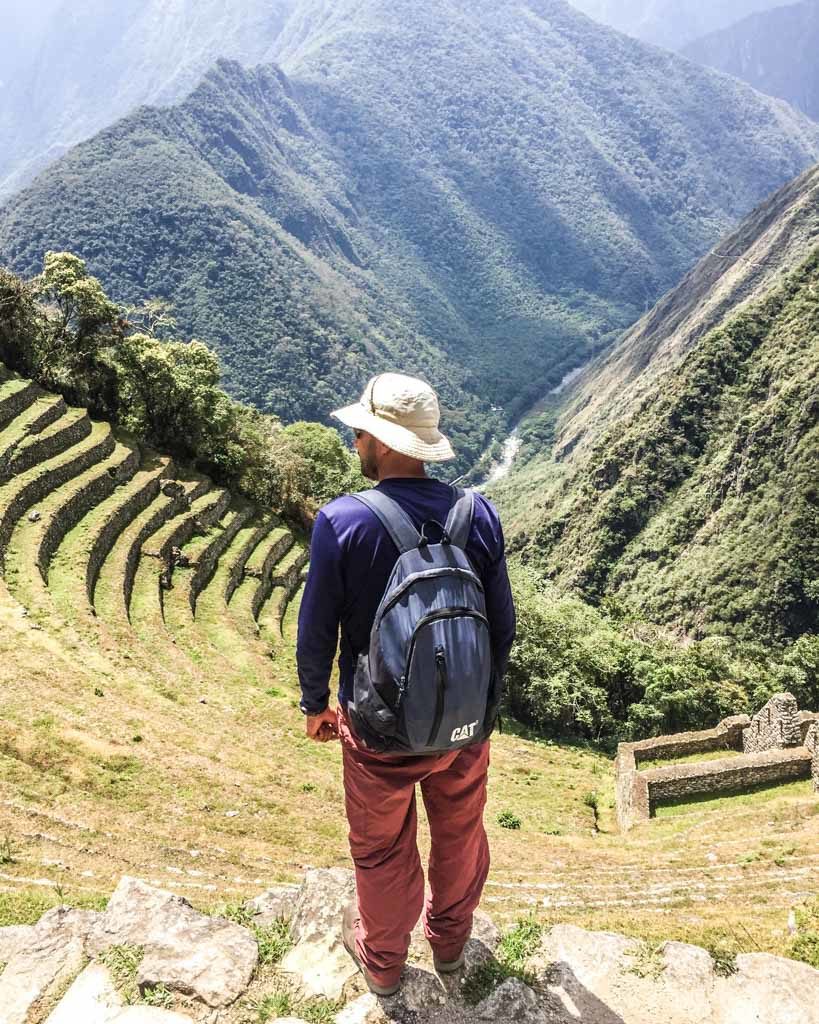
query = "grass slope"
(0, 573, 816, 969)
(0, 362, 814, 978)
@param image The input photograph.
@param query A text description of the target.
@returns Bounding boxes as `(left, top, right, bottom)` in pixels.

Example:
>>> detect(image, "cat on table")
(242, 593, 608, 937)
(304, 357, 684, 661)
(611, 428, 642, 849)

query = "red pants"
(339, 708, 491, 988)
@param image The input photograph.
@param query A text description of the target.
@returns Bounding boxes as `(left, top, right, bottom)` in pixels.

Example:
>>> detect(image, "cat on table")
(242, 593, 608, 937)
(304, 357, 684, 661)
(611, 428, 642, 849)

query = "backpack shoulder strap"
(352, 490, 421, 555)
(445, 487, 474, 550)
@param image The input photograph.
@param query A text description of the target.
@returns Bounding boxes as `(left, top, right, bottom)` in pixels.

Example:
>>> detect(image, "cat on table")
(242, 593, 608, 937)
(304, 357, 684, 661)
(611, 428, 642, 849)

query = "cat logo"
(450, 721, 479, 742)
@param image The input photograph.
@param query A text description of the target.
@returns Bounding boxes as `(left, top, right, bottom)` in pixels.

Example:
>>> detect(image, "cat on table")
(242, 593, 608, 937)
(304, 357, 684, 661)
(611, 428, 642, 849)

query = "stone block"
(0, 907, 98, 1024)
(280, 867, 358, 1000)
(87, 876, 257, 1008)
(244, 882, 301, 926)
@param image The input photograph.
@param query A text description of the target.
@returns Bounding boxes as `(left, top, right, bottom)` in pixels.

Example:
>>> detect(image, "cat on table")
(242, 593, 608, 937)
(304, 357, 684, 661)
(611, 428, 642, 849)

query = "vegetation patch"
(506, 564, 819, 741)
(497, 810, 522, 830)
(101, 944, 144, 1004)
(0, 834, 16, 865)
(790, 896, 819, 969)
(626, 940, 666, 980)
(215, 902, 294, 970)
(708, 945, 739, 978)
(462, 917, 542, 1005)
(246, 981, 339, 1024)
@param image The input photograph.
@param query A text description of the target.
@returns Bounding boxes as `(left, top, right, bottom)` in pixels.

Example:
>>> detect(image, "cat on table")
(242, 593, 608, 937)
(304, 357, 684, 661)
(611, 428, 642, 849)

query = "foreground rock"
(244, 883, 301, 927)
(0, 907, 96, 1024)
(87, 877, 258, 1008)
(1, 870, 816, 1024)
(45, 963, 193, 1023)
(535, 923, 819, 1024)
(280, 866, 358, 1000)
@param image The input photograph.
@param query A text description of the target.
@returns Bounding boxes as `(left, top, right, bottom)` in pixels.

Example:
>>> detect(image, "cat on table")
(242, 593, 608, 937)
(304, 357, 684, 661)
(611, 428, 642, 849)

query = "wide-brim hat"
(331, 372, 456, 463)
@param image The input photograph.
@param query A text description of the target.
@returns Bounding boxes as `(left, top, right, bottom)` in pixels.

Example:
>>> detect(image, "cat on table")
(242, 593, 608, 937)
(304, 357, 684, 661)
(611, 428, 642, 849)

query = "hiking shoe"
(342, 902, 402, 997)
(433, 948, 466, 973)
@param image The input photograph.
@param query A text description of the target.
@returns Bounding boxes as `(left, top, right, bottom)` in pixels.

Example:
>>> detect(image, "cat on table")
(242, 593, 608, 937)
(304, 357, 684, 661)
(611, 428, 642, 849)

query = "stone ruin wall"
(806, 721, 819, 792)
(742, 693, 802, 753)
(616, 694, 819, 831)
(644, 748, 811, 806)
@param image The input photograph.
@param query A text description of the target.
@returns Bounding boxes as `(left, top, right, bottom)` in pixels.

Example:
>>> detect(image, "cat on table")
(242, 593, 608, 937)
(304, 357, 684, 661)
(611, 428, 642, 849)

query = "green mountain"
(682, 1, 819, 122)
(497, 164, 819, 642)
(3, 0, 819, 473)
(568, 0, 786, 50)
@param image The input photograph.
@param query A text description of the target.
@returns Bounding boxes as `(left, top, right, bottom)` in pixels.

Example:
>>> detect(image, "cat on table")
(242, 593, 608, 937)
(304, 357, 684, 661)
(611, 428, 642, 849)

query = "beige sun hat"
(331, 373, 456, 463)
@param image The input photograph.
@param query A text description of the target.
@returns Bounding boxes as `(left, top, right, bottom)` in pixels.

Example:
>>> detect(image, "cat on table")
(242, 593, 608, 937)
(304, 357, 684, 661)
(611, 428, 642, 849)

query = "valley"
(0, 1, 818, 1015)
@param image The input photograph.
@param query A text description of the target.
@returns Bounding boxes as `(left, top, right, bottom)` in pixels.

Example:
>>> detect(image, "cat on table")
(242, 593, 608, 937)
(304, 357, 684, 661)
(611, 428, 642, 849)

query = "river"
(474, 362, 590, 489)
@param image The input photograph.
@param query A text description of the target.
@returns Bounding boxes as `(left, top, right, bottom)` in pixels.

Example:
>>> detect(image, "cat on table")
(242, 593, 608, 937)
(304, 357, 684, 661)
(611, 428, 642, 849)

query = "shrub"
(790, 896, 819, 969)
(497, 810, 521, 830)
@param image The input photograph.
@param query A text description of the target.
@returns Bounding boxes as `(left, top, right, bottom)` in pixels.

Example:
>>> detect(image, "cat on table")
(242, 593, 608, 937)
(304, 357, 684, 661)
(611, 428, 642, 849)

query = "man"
(296, 372, 516, 996)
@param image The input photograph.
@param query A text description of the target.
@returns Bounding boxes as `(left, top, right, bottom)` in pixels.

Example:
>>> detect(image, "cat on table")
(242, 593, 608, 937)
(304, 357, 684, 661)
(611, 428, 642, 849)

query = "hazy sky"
(1, 0, 64, 42)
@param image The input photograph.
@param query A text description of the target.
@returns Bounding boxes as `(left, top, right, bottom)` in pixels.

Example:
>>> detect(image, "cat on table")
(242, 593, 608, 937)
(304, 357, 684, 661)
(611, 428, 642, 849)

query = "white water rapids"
(474, 362, 589, 489)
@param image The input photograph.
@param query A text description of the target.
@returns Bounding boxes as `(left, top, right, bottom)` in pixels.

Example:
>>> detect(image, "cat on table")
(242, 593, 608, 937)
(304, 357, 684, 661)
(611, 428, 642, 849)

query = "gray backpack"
(347, 486, 498, 755)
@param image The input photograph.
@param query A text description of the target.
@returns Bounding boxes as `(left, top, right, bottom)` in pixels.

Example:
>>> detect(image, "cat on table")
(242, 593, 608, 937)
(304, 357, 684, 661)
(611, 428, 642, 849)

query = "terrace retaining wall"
(85, 459, 172, 605)
(616, 694, 817, 831)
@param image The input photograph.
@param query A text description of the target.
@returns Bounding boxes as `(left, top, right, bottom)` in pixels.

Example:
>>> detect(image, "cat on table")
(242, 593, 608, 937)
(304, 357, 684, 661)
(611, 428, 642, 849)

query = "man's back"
(297, 476, 516, 716)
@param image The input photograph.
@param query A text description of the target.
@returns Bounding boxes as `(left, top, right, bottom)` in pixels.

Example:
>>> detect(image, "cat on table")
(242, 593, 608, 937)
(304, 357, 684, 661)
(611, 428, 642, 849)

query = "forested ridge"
(496, 168, 819, 647)
(0, 0, 299, 201)
(568, 0, 788, 49)
(3, 0, 819, 477)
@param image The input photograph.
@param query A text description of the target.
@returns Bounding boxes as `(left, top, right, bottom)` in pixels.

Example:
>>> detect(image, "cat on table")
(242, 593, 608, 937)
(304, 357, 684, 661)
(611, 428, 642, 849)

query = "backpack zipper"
(428, 646, 447, 746)
(404, 607, 490, 680)
(401, 608, 491, 748)
(376, 566, 484, 626)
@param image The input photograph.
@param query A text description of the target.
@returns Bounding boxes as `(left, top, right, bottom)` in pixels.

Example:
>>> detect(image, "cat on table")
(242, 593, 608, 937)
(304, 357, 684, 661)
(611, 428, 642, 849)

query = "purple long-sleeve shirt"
(296, 477, 516, 715)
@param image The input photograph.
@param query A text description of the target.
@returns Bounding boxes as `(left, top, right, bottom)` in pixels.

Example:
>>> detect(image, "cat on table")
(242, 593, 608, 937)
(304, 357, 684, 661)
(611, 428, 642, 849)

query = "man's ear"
(375, 439, 393, 458)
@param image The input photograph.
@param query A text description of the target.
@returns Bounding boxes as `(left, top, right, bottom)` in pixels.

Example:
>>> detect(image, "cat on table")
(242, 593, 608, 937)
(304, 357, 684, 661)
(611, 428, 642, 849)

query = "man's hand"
(306, 706, 339, 743)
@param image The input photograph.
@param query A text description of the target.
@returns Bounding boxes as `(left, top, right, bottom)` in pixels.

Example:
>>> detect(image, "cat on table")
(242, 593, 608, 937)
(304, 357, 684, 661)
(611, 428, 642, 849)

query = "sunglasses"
(354, 429, 365, 440)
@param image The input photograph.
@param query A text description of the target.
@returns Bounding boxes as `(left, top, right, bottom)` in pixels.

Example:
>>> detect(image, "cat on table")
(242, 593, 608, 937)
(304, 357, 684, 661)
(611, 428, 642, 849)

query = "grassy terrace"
(0, 393, 65, 468)
(47, 453, 171, 621)
(243, 526, 292, 578)
(638, 749, 746, 770)
(0, 379, 38, 428)
(7, 407, 93, 477)
(221, 520, 277, 604)
(257, 586, 289, 646)
(128, 487, 230, 639)
(0, 564, 816, 969)
(0, 420, 114, 568)
(161, 505, 251, 632)
(3, 437, 139, 615)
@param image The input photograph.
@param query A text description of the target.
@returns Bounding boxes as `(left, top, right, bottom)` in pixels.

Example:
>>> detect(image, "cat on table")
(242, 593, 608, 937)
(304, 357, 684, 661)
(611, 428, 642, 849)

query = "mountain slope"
(3, 0, 819, 467)
(568, 0, 786, 50)
(0, 0, 298, 202)
(682, 1, 819, 121)
(496, 165, 819, 642)
(0, 59, 500, 471)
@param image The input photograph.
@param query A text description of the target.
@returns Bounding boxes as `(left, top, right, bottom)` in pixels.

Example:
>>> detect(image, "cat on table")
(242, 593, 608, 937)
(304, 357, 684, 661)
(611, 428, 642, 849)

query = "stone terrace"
(617, 694, 819, 831)
(0, 365, 309, 690)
